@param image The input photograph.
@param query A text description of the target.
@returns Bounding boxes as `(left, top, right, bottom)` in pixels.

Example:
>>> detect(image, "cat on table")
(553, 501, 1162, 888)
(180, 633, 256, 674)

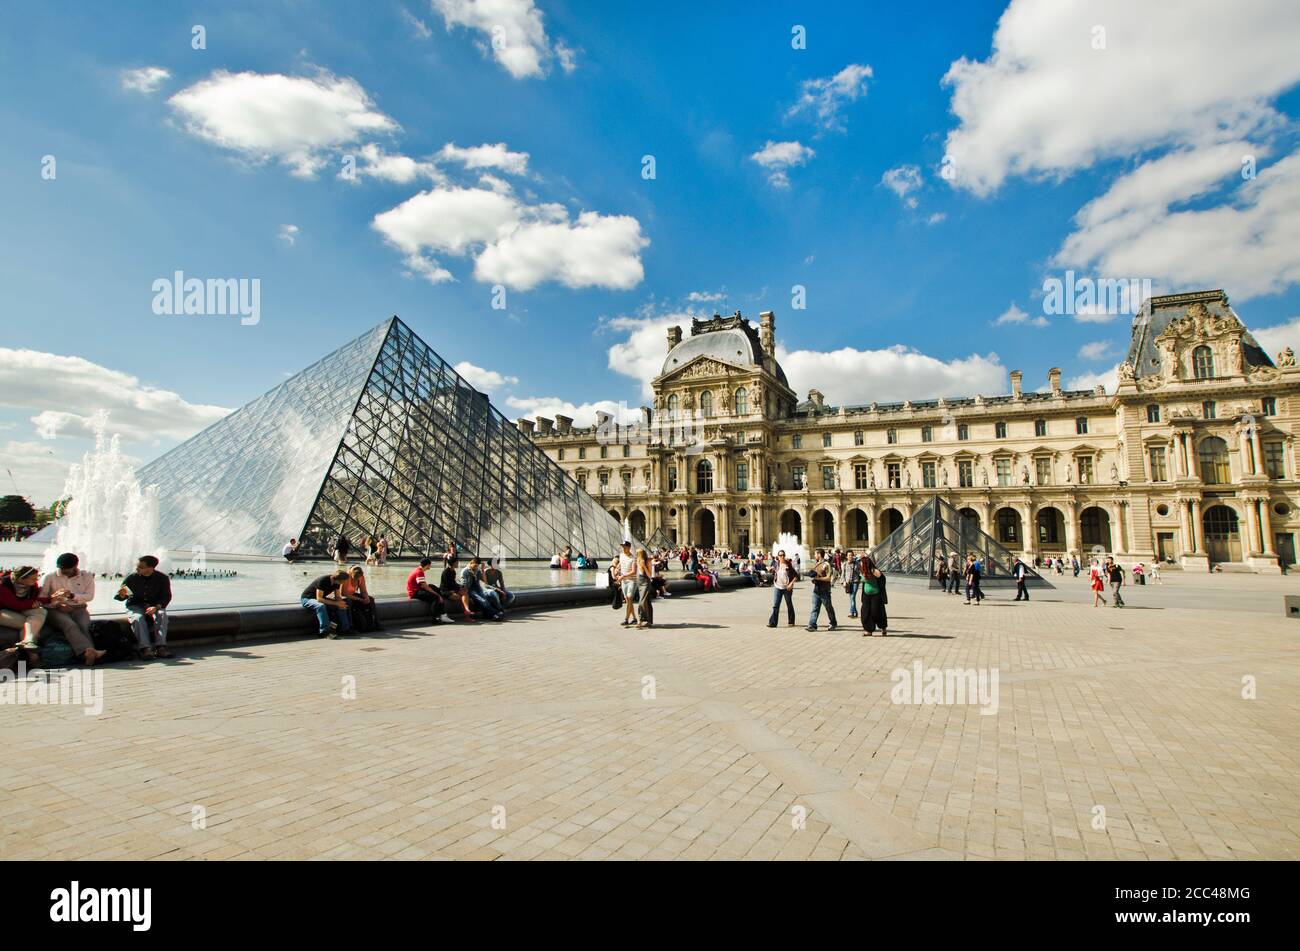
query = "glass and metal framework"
(137, 317, 625, 559)
(869, 496, 1051, 589)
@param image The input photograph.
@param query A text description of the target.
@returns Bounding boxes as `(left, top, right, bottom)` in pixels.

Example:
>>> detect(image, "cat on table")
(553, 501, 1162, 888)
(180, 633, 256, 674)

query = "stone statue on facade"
(1280, 347, 1296, 368)
(1117, 360, 1135, 382)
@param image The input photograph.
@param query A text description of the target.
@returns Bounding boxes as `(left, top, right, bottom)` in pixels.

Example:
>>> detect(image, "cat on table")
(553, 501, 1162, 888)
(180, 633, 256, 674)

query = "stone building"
(519, 290, 1298, 571)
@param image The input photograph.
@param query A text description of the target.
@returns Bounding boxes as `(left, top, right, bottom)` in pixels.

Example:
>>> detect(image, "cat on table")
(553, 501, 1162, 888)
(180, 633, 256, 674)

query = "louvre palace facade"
(520, 289, 1299, 572)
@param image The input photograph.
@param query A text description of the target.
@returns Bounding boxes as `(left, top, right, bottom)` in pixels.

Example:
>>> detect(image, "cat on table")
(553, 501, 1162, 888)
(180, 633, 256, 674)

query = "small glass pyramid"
(870, 495, 1051, 588)
(137, 317, 625, 560)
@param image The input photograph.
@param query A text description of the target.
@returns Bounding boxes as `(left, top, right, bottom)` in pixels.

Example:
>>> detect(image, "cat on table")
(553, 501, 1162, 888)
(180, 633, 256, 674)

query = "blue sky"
(3, 0, 1300, 504)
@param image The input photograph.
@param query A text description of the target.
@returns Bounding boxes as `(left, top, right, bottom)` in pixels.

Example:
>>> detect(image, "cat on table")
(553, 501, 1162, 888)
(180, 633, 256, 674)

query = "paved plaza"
(2, 572, 1297, 861)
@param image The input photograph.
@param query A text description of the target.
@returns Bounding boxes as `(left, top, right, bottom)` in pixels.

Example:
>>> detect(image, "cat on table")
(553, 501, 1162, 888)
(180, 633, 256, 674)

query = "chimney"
(667, 325, 682, 351)
(759, 311, 775, 357)
(808, 388, 824, 409)
(517, 418, 535, 436)
(1010, 370, 1023, 399)
(639, 406, 652, 427)
(1048, 367, 1062, 396)
(536, 416, 554, 435)
(554, 414, 572, 434)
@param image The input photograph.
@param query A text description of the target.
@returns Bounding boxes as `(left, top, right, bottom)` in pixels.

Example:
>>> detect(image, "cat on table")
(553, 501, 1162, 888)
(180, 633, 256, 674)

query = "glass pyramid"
(138, 317, 625, 560)
(870, 496, 1051, 589)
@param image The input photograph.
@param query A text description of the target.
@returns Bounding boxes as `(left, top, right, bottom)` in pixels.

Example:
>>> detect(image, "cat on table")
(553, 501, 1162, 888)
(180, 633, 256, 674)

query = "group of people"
(763, 548, 890, 636)
(0, 553, 172, 666)
(550, 547, 599, 569)
(282, 535, 391, 566)
(935, 553, 989, 604)
(0, 524, 38, 543)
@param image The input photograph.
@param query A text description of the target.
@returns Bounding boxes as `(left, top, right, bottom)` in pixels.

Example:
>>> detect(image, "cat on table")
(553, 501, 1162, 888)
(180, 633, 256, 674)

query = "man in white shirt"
(616, 540, 637, 627)
(40, 552, 107, 665)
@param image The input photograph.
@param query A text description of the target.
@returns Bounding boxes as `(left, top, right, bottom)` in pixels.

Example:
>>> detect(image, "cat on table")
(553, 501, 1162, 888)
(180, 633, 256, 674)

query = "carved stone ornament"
(1278, 347, 1296, 368)
(1117, 360, 1135, 382)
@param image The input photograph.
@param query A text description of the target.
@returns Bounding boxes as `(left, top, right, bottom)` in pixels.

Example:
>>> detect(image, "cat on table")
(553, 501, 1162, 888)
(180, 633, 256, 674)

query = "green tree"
(0, 495, 36, 521)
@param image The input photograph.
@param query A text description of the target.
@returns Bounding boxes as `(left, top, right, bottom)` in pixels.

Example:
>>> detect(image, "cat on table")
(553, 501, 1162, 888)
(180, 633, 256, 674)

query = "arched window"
(700, 390, 714, 417)
(666, 394, 678, 416)
(1198, 436, 1231, 484)
(696, 458, 713, 493)
(734, 387, 747, 416)
(1193, 345, 1215, 380)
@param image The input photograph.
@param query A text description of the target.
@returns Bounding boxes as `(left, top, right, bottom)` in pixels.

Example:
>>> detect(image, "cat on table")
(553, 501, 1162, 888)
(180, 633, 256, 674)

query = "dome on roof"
(659, 316, 789, 386)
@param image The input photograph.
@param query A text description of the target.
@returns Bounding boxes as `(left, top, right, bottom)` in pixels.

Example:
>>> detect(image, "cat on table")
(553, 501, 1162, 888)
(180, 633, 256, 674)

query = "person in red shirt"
(407, 558, 446, 622)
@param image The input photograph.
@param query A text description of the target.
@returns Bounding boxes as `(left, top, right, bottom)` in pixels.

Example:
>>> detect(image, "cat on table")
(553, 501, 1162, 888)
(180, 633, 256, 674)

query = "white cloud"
(686, 290, 724, 303)
(1055, 146, 1300, 302)
(1066, 365, 1120, 394)
(926, 212, 946, 225)
(169, 69, 399, 178)
(750, 140, 815, 188)
(777, 344, 1007, 404)
(431, 0, 567, 79)
(372, 186, 648, 290)
(438, 141, 529, 175)
(503, 396, 625, 427)
(347, 143, 443, 184)
(881, 164, 922, 208)
(400, 6, 433, 39)
(1252, 315, 1300, 360)
(992, 303, 1048, 328)
(1078, 340, 1114, 361)
(278, 223, 299, 246)
(0, 441, 80, 509)
(454, 361, 519, 390)
(555, 41, 578, 74)
(940, 0, 1300, 196)
(121, 66, 171, 94)
(603, 313, 700, 400)
(0, 349, 231, 446)
(786, 63, 872, 132)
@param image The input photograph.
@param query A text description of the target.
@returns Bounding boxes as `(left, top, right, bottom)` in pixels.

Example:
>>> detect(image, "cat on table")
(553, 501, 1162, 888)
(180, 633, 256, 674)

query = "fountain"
(770, 532, 809, 569)
(41, 412, 170, 577)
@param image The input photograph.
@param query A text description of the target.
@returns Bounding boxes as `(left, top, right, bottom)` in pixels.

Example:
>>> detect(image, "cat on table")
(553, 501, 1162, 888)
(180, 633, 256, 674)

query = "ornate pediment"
(1155, 301, 1244, 343)
(662, 356, 739, 381)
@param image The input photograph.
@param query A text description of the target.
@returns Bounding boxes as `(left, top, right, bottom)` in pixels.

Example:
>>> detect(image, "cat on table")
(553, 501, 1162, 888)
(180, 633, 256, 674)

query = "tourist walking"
(1012, 557, 1030, 601)
(1089, 559, 1107, 607)
(616, 540, 638, 627)
(1106, 557, 1126, 608)
(635, 546, 654, 629)
(964, 554, 984, 605)
(766, 551, 796, 627)
(858, 554, 888, 636)
(947, 552, 962, 594)
(844, 550, 862, 618)
(807, 548, 838, 631)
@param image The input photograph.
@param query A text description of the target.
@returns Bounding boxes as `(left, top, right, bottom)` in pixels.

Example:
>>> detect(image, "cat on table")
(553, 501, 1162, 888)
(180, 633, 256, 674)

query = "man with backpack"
(1106, 556, 1126, 608)
(806, 549, 838, 632)
(766, 551, 797, 627)
(1012, 557, 1030, 601)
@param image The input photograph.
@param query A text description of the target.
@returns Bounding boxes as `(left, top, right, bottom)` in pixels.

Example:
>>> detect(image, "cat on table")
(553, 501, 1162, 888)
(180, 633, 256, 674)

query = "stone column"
(1064, 500, 1080, 556)
(1259, 498, 1277, 555)
(1178, 500, 1192, 556)
(1190, 498, 1206, 554)
(1244, 499, 1263, 556)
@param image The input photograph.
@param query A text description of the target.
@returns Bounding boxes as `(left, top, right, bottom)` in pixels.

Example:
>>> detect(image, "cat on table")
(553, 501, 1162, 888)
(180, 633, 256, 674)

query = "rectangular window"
(600, 445, 608, 458)
(922, 425, 933, 443)
(996, 458, 1011, 486)
(1078, 457, 1094, 484)
(1148, 447, 1168, 482)
(822, 432, 832, 448)
(958, 460, 973, 487)
(922, 461, 936, 488)
(1265, 442, 1286, 479)
(822, 465, 836, 490)
(1034, 419, 1047, 437)
(792, 435, 802, 449)
(791, 465, 806, 489)
(1262, 396, 1277, 416)
(599, 471, 609, 489)
(578, 447, 586, 459)
(621, 472, 632, 490)
(854, 463, 869, 490)
(577, 474, 587, 491)
(667, 466, 677, 491)
(1146, 404, 1161, 423)
(887, 462, 901, 488)
(1035, 457, 1052, 486)
(1202, 400, 1216, 419)
(1076, 417, 1088, 435)
(957, 423, 969, 441)
(557, 447, 565, 460)
(854, 430, 864, 446)
(995, 421, 1007, 439)
(735, 431, 745, 445)
(887, 429, 898, 444)
(622, 444, 631, 457)
(736, 462, 748, 492)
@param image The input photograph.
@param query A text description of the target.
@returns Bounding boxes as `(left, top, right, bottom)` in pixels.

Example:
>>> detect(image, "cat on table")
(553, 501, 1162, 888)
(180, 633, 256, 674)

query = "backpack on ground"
(38, 631, 76, 667)
(90, 620, 137, 663)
